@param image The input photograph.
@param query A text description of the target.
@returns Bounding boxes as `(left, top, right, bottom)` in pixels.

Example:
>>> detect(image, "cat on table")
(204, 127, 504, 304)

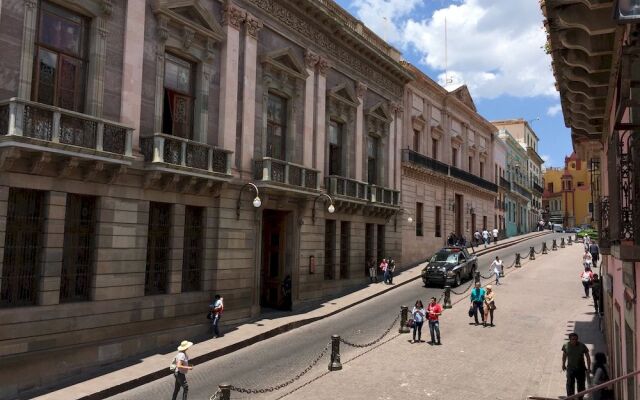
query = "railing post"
(96, 122, 104, 151)
(218, 384, 231, 400)
(529, 246, 535, 260)
(180, 141, 187, 166)
(301, 167, 306, 188)
(515, 253, 522, 268)
(328, 335, 342, 371)
(284, 163, 290, 185)
(51, 111, 61, 143)
(153, 135, 165, 163)
(125, 128, 133, 157)
(207, 148, 214, 172)
(7, 100, 24, 136)
(262, 159, 270, 181)
(443, 286, 452, 309)
(225, 151, 232, 175)
(399, 305, 410, 333)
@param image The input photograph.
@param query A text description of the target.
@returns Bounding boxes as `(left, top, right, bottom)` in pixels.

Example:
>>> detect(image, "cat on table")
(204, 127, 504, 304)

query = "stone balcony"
(0, 97, 133, 180)
(253, 157, 320, 195)
(325, 175, 399, 215)
(140, 133, 233, 191)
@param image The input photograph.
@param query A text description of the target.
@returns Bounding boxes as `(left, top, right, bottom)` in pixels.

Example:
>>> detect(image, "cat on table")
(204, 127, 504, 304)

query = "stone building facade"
(0, 0, 410, 396)
(400, 64, 497, 265)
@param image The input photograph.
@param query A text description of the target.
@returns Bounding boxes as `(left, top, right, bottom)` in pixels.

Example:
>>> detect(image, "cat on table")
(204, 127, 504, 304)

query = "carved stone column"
(303, 50, 319, 167)
(218, 1, 245, 163)
(355, 82, 367, 181)
(315, 57, 329, 178)
(17, 0, 38, 99)
(240, 13, 262, 175)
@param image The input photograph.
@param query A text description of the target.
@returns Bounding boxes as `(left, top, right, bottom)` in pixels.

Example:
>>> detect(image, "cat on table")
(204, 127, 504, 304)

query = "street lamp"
(311, 193, 335, 223)
(236, 182, 261, 219)
(616, 0, 640, 22)
(392, 208, 413, 231)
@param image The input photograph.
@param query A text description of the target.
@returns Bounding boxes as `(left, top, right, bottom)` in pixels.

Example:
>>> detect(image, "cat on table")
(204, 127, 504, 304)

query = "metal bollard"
(328, 335, 342, 371)
(499, 263, 505, 277)
(561, 237, 565, 248)
(474, 270, 481, 283)
(218, 384, 231, 400)
(552, 239, 558, 251)
(515, 253, 522, 268)
(443, 286, 452, 309)
(399, 305, 410, 333)
(529, 246, 536, 260)
(542, 242, 548, 254)
(568, 236, 573, 245)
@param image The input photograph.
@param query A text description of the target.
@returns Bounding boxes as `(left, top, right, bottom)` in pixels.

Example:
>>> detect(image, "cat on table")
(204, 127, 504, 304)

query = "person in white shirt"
(209, 294, 224, 338)
(492, 228, 499, 245)
(172, 340, 193, 400)
(473, 230, 481, 246)
(481, 229, 489, 248)
(489, 256, 503, 285)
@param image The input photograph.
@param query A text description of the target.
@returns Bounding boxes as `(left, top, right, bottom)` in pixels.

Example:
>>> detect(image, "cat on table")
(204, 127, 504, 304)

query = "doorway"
(261, 210, 289, 309)
(455, 194, 463, 236)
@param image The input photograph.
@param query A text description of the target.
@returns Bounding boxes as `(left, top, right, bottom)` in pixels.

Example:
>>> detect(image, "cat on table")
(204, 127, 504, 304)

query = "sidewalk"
(33, 230, 550, 400)
(288, 241, 605, 400)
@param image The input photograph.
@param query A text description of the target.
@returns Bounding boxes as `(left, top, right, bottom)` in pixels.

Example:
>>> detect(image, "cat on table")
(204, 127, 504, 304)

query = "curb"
(78, 231, 553, 400)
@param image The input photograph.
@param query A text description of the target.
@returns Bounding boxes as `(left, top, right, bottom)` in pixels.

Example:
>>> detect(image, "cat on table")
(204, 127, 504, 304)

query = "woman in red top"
(427, 296, 443, 345)
(580, 267, 594, 298)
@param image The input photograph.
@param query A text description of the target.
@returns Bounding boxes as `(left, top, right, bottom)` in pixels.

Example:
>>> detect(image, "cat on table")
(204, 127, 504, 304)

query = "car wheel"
(454, 273, 461, 287)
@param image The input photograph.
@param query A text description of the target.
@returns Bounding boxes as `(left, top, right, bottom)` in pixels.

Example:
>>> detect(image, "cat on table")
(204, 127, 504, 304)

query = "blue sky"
(334, 0, 573, 168)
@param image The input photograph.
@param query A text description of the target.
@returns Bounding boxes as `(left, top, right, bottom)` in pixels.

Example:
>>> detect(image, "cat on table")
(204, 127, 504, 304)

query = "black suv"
(421, 247, 478, 287)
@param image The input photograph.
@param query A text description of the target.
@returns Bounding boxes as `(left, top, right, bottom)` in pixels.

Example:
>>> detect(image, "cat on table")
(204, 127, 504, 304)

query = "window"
(329, 121, 342, 175)
(367, 136, 378, 184)
(548, 182, 554, 192)
(483, 216, 487, 229)
(145, 202, 171, 295)
(33, 1, 88, 112)
(376, 224, 385, 262)
(163, 54, 194, 139)
(60, 194, 96, 302)
(577, 182, 585, 187)
(432, 138, 438, 160)
(468, 156, 473, 173)
(451, 147, 458, 167)
(267, 93, 287, 160)
(340, 221, 350, 279)
(435, 206, 441, 237)
(182, 206, 203, 292)
(1, 189, 45, 307)
(413, 129, 420, 152)
(416, 202, 424, 236)
(479, 162, 484, 178)
(324, 220, 336, 280)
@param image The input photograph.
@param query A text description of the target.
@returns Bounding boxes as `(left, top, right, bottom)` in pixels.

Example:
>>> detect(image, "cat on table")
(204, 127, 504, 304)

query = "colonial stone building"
(0, 0, 410, 395)
(400, 64, 497, 266)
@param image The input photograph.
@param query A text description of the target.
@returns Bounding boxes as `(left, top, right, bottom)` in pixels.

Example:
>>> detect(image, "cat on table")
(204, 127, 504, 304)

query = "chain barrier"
(480, 271, 495, 279)
(504, 259, 517, 270)
(339, 313, 400, 348)
(210, 388, 222, 400)
(228, 341, 331, 394)
(450, 279, 475, 295)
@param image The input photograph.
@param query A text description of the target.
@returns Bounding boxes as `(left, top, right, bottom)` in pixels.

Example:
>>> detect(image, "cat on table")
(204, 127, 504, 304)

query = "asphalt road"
(108, 232, 566, 400)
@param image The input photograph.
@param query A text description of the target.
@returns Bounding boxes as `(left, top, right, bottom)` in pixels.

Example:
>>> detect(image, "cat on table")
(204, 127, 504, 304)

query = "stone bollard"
(474, 270, 481, 283)
(218, 384, 231, 400)
(399, 305, 410, 333)
(561, 237, 565, 248)
(515, 253, 522, 268)
(568, 236, 573, 245)
(328, 335, 342, 371)
(529, 246, 536, 260)
(542, 242, 548, 254)
(443, 286, 452, 309)
(552, 239, 558, 251)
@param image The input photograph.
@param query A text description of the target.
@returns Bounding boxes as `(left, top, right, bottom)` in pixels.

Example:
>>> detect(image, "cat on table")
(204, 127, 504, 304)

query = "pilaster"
(394, 104, 403, 191)
(38, 191, 67, 306)
(355, 82, 366, 181)
(303, 51, 319, 167)
(240, 13, 262, 174)
(0, 186, 9, 292)
(387, 102, 398, 188)
(314, 57, 329, 177)
(86, 15, 109, 117)
(17, 0, 39, 99)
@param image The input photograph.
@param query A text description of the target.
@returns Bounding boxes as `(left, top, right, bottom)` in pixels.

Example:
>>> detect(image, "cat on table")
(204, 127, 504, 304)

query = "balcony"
(254, 158, 320, 194)
(366, 184, 400, 206)
(499, 177, 511, 191)
(449, 166, 498, 192)
(512, 182, 532, 200)
(140, 133, 233, 188)
(0, 98, 133, 178)
(532, 182, 544, 195)
(325, 175, 368, 202)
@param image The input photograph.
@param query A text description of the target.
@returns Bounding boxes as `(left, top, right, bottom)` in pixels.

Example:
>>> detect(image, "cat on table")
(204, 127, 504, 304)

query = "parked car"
(421, 247, 478, 287)
(553, 224, 564, 233)
(566, 227, 580, 233)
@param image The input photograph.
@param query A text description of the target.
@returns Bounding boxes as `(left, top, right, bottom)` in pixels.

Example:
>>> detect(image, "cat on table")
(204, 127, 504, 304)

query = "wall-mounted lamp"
(311, 193, 335, 224)
(392, 208, 413, 231)
(236, 182, 261, 219)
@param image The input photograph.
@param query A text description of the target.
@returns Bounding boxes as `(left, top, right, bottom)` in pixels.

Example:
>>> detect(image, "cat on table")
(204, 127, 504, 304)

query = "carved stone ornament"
(304, 50, 320, 69)
(157, 15, 169, 42)
(356, 82, 367, 99)
(245, 14, 263, 38)
(389, 101, 400, 114)
(100, 0, 113, 16)
(222, 2, 246, 30)
(206, 38, 216, 60)
(183, 26, 196, 49)
(25, 0, 37, 8)
(317, 57, 330, 75)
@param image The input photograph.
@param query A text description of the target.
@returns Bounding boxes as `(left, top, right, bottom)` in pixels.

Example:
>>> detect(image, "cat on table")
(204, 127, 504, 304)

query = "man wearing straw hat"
(172, 340, 193, 400)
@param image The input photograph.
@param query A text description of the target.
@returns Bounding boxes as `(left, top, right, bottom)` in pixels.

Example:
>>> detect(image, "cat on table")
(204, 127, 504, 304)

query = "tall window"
(479, 162, 484, 178)
(60, 194, 96, 302)
(163, 54, 194, 138)
(494, 164, 498, 182)
(324, 220, 336, 280)
(267, 93, 287, 159)
(340, 221, 350, 279)
(451, 147, 458, 167)
(182, 206, 204, 292)
(367, 136, 378, 184)
(329, 121, 342, 175)
(416, 202, 424, 237)
(432, 138, 438, 160)
(145, 202, 172, 295)
(435, 206, 441, 237)
(413, 129, 420, 152)
(1, 189, 45, 307)
(468, 156, 473, 173)
(33, 1, 87, 112)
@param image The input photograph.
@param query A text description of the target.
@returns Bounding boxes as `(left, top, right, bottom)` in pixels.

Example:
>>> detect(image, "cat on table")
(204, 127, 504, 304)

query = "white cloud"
(541, 154, 551, 166)
(547, 104, 562, 117)
(350, 0, 556, 99)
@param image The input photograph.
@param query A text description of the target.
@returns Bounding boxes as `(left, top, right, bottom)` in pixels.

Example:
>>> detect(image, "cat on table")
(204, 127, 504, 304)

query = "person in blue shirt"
(411, 299, 426, 343)
(469, 282, 486, 325)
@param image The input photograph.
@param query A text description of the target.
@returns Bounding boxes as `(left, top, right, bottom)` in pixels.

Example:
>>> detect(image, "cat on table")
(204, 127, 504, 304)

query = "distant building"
(542, 153, 593, 227)
(497, 128, 530, 236)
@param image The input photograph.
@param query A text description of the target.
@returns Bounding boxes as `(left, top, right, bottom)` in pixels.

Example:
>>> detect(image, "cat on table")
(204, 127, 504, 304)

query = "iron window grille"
(145, 202, 172, 295)
(340, 221, 350, 279)
(182, 206, 204, 292)
(324, 220, 336, 280)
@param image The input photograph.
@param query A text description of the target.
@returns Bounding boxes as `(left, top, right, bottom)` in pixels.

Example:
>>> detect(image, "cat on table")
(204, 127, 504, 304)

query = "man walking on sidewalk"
(470, 282, 486, 325)
(562, 332, 591, 400)
(492, 227, 499, 245)
(481, 228, 489, 248)
(427, 296, 442, 345)
(209, 294, 224, 337)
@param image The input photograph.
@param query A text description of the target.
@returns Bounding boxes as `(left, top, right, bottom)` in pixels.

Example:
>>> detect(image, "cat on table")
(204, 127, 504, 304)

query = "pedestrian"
(427, 296, 443, 345)
(209, 294, 224, 337)
(591, 274, 602, 315)
(470, 282, 486, 325)
(281, 275, 292, 310)
(482, 228, 489, 248)
(492, 227, 499, 245)
(582, 250, 593, 269)
(380, 258, 389, 284)
(583, 235, 591, 252)
(483, 285, 496, 327)
(591, 352, 613, 400)
(474, 230, 481, 246)
(367, 256, 377, 283)
(171, 340, 193, 400)
(580, 267, 594, 298)
(489, 256, 503, 285)
(589, 242, 600, 268)
(387, 259, 396, 284)
(411, 299, 425, 343)
(562, 333, 591, 400)
(447, 233, 455, 246)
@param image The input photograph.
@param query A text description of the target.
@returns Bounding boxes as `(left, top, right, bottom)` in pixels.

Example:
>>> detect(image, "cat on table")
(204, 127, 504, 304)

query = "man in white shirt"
(209, 294, 224, 338)
(481, 229, 489, 248)
(492, 227, 499, 245)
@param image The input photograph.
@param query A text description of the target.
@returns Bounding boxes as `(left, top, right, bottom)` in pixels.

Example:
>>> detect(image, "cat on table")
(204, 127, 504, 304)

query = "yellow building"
(542, 153, 593, 227)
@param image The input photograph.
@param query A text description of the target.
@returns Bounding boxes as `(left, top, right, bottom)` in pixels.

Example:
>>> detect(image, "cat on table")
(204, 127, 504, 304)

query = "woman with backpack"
(171, 340, 194, 400)
(591, 352, 613, 400)
(580, 267, 594, 298)
(411, 300, 426, 343)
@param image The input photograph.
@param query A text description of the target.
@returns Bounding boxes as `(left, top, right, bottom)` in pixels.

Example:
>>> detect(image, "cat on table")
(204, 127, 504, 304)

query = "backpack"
(169, 356, 177, 372)
(582, 272, 592, 283)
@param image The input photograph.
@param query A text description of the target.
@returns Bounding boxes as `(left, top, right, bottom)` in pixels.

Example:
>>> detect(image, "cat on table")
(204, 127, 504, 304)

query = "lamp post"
(311, 193, 335, 224)
(236, 182, 262, 219)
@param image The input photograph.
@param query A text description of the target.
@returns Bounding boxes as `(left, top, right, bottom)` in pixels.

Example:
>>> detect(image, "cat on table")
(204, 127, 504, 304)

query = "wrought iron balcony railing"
(140, 133, 232, 175)
(366, 184, 400, 206)
(598, 196, 610, 253)
(533, 182, 544, 194)
(449, 166, 498, 192)
(325, 175, 368, 201)
(0, 97, 133, 157)
(254, 158, 319, 190)
(499, 176, 511, 191)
